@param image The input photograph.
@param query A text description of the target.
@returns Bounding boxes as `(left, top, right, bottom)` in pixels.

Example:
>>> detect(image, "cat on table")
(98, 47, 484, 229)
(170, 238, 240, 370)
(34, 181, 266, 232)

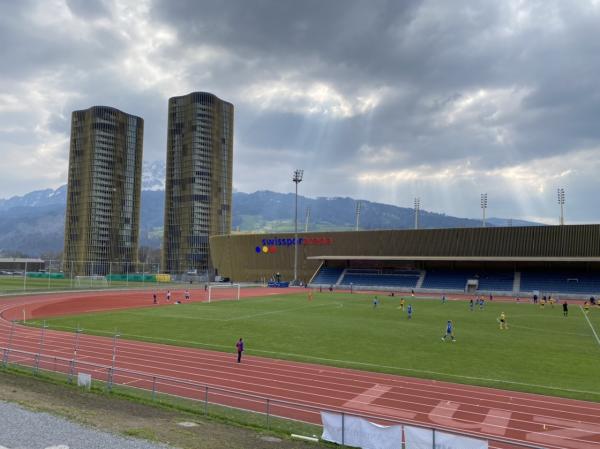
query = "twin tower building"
(63, 92, 233, 276)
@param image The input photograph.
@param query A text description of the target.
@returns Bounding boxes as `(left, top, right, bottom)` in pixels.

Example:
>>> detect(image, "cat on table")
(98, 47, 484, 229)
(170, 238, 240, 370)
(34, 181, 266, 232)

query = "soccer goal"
(74, 275, 108, 288)
(207, 283, 241, 303)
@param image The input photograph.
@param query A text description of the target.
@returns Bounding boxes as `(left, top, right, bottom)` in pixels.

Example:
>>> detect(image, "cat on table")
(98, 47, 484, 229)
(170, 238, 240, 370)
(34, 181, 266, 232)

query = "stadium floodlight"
(305, 206, 311, 232)
(557, 188, 565, 225)
(293, 169, 304, 284)
(415, 197, 421, 229)
(480, 193, 488, 227)
(355, 201, 361, 231)
(414, 197, 420, 230)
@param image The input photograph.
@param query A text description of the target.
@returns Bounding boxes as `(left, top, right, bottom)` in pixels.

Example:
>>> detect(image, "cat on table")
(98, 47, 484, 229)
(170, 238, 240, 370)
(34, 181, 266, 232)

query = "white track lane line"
(6, 334, 600, 438)
(579, 305, 600, 347)
(3, 292, 600, 442)
(8, 322, 600, 420)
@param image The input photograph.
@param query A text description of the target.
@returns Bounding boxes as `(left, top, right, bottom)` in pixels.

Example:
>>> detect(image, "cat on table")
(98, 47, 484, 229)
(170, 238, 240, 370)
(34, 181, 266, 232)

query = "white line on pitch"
(579, 305, 600, 347)
(222, 302, 333, 321)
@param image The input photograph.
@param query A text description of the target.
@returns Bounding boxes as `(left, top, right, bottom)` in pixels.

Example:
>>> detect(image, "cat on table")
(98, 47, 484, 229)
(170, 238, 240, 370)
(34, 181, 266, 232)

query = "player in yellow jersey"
(399, 298, 405, 311)
(308, 290, 314, 301)
(498, 312, 508, 330)
(549, 296, 555, 308)
(584, 301, 590, 313)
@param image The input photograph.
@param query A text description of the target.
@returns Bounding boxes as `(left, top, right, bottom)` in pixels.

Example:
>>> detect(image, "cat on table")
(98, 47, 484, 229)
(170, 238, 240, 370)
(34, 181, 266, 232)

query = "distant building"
(0, 258, 44, 273)
(63, 106, 144, 275)
(162, 92, 233, 276)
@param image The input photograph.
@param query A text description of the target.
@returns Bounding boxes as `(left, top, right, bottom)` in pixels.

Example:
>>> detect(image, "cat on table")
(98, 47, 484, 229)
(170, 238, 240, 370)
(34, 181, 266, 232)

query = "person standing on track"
(236, 338, 244, 363)
(153, 292, 157, 304)
(184, 289, 190, 300)
(166, 290, 171, 302)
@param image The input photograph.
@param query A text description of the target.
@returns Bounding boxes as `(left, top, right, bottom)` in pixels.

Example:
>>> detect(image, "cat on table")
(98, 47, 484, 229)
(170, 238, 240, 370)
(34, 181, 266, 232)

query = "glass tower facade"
(63, 106, 144, 275)
(162, 92, 234, 275)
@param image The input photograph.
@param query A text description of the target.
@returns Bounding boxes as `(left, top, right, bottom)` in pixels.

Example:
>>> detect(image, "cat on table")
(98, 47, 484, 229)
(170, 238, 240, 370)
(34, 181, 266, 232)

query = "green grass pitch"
(28, 292, 600, 401)
(0, 276, 162, 293)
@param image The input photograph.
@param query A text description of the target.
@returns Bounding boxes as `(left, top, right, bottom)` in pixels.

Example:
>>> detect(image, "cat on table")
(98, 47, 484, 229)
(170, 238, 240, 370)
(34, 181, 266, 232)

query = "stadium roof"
(0, 258, 44, 263)
(307, 255, 600, 262)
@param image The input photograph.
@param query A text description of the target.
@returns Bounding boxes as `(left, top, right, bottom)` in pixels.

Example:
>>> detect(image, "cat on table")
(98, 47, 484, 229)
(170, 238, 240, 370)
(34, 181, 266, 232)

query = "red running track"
(0, 289, 599, 449)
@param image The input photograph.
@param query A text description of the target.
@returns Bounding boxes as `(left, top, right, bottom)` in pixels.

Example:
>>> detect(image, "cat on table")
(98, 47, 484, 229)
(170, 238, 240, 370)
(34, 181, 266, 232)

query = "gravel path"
(0, 401, 173, 449)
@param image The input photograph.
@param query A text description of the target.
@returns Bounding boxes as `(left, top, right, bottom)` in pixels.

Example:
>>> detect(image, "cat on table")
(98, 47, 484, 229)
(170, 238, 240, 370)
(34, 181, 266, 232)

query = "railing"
(0, 343, 550, 449)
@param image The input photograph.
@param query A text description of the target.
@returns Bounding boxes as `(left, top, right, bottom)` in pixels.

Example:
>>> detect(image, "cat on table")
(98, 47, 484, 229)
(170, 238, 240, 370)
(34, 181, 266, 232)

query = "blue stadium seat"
(520, 272, 600, 294)
(339, 270, 420, 288)
(311, 267, 344, 285)
(421, 270, 514, 292)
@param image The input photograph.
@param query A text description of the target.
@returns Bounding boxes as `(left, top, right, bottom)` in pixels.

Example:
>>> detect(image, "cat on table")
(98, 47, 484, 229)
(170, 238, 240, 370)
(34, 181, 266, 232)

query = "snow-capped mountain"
(0, 158, 544, 256)
(0, 186, 68, 211)
(0, 161, 165, 211)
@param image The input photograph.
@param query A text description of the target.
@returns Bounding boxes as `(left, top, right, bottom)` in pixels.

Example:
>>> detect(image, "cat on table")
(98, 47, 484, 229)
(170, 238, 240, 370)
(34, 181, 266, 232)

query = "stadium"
(210, 224, 600, 299)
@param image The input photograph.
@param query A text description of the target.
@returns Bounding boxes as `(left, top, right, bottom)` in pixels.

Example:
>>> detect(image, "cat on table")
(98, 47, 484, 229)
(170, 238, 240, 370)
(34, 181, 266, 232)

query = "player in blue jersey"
(442, 320, 456, 342)
(407, 304, 413, 319)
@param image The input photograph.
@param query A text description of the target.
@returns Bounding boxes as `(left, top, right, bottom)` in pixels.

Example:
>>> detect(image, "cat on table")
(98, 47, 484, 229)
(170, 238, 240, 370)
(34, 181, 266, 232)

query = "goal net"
(207, 284, 241, 303)
(75, 275, 108, 288)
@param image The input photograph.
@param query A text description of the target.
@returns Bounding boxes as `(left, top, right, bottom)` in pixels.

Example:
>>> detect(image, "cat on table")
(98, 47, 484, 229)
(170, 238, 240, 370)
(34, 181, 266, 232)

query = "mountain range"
(0, 162, 541, 257)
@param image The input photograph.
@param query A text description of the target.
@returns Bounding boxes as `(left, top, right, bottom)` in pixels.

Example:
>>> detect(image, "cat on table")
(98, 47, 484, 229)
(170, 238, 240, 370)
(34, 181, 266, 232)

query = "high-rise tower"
(162, 92, 233, 275)
(64, 106, 144, 275)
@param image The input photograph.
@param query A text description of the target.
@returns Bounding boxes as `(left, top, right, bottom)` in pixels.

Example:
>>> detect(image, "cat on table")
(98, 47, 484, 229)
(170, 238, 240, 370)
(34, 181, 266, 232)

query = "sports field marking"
(579, 305, 600, 347)
(31, 301, 335, 323)
(508, 323, 591, 338)
(222, 302, 334, 321)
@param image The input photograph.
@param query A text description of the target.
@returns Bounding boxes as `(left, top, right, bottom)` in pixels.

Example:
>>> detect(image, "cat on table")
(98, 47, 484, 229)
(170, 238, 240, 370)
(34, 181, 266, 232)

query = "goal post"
(74, 275, 108, 288)
(207, 284, 241, 303)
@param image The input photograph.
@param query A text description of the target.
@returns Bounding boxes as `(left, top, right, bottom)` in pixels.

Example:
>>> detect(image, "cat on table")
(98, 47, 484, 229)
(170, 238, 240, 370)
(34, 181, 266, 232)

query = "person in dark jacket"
(236, 338, 244, 363)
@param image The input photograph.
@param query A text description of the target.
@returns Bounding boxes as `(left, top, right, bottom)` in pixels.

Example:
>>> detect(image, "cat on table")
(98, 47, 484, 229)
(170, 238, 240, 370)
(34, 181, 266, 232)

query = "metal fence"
(0, 260, 172, 294)
(0, 336, 550, 449)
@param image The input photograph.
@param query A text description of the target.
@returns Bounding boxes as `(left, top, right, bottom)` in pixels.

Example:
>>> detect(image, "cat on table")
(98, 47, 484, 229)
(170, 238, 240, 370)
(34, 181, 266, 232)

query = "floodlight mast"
(480, 193, 488, 227)
(355, 201, 361, 231)
(293, 169, 304, 284)
(414, 197, 420, 230)
(304, 206, 311, 232)
(557, 188, 565, 225)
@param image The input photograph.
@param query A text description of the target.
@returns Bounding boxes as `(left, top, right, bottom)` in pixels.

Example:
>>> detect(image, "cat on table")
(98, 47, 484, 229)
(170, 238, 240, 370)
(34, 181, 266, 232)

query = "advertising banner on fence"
(404, 425, 488, 449)
(321, 412, 402, 449)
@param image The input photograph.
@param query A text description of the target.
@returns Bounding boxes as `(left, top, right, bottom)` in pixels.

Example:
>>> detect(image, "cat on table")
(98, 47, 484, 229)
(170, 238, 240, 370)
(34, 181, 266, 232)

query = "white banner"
(404, 425, 488, 449)
(321, 412, 402, 449)
(404, 426, 434, 449)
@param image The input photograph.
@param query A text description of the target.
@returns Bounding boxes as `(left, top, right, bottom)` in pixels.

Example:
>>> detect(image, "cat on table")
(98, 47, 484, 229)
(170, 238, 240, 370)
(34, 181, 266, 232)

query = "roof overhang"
(306, 256, 600, 262)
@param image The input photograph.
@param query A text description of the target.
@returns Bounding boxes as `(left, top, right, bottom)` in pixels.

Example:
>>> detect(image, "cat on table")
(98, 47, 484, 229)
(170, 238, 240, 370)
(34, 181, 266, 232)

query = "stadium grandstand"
(210, 224, 600, 298)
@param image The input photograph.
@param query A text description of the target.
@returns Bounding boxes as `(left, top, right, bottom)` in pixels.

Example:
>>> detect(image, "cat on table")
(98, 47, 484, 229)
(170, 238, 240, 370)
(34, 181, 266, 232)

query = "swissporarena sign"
(255, 237, 334, 254)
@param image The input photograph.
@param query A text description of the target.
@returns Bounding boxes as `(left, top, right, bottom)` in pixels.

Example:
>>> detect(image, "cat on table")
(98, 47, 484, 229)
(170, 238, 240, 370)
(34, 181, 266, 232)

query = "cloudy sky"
(1, 0, 599, 224)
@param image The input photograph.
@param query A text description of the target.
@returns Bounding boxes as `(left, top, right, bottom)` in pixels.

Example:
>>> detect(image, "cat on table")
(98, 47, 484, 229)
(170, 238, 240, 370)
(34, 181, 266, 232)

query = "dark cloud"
(0, 0, 599, 223)
(65, 0, 112, 19)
